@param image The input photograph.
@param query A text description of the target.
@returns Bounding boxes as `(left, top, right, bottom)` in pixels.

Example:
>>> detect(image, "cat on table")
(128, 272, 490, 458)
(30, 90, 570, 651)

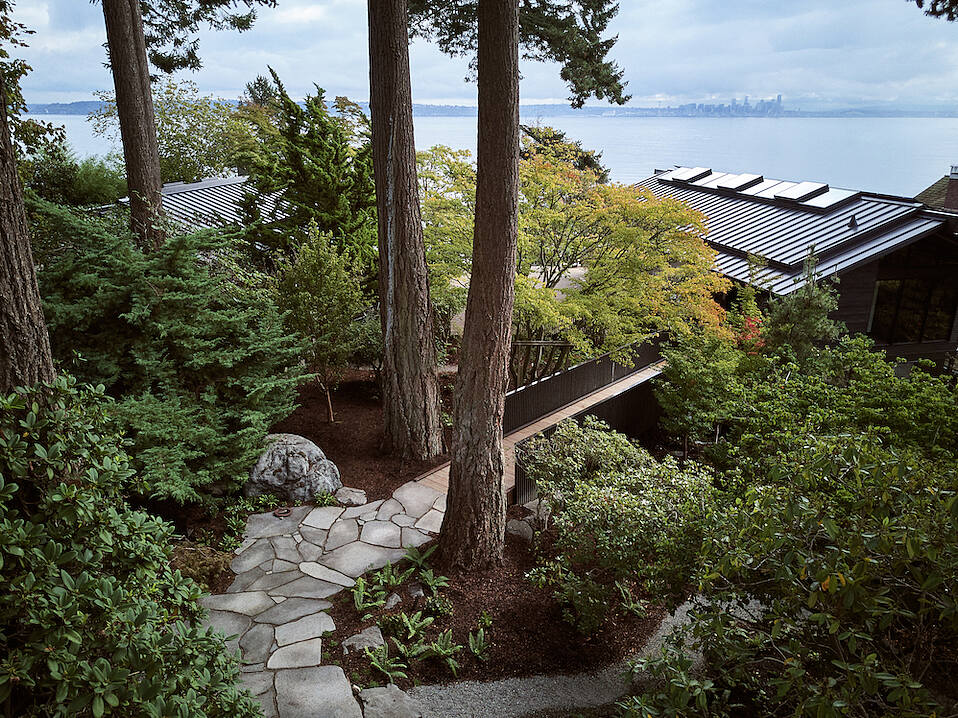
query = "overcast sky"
(13, 0, 958, 109)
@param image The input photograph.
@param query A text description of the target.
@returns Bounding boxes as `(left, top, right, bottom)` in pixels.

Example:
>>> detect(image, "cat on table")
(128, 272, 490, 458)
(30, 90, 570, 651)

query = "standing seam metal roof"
(636, 167, 948, 294)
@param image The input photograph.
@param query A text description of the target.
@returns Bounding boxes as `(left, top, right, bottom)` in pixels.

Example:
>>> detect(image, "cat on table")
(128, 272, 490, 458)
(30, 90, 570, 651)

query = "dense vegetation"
(0, 377, 260, 717)
(522, 273, 958, 716)
(28, 198, 307, 503)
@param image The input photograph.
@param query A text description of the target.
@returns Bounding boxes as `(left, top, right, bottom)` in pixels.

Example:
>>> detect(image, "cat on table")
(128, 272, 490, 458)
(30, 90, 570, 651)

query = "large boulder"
(246, 433, 342, 504)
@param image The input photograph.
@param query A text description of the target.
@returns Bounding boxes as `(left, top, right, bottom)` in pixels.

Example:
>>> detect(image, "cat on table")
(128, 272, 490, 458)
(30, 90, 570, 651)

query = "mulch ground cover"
(326, 522, 664, 688)
(273, 369, 455, 501)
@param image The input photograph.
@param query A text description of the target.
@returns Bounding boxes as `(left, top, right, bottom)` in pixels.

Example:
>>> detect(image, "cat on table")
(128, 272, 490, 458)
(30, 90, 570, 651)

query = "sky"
(13, 0, 958, 110)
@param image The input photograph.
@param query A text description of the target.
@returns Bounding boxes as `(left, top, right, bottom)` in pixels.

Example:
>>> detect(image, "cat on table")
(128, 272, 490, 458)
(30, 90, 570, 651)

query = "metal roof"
(637, 166, 949, 294)
(151, 176, 287, 231)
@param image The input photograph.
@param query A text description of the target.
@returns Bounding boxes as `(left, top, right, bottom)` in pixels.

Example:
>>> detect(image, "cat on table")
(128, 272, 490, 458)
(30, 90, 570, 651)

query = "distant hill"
(27, 101, 106, 115)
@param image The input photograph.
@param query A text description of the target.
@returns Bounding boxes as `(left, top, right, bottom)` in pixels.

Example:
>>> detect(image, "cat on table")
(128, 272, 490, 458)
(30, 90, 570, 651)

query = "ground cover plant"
(0, 376, 260, 717)
(28, 198, 308, 504)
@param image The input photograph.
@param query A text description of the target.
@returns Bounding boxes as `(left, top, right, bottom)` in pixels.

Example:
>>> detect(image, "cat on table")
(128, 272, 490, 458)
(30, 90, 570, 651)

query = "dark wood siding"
(834, 261, 878, 334)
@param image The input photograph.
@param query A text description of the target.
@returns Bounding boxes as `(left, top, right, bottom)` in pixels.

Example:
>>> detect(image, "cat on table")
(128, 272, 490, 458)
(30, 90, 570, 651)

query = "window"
(869, 278, 958, 344)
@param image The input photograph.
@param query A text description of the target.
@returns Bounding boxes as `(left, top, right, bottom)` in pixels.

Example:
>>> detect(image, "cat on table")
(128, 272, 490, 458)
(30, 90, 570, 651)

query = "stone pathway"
(202, 480, 445, 718)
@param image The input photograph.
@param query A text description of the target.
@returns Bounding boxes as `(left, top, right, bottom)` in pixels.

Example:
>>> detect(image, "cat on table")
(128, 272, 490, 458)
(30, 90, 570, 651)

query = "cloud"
(13, 0, 958, 109)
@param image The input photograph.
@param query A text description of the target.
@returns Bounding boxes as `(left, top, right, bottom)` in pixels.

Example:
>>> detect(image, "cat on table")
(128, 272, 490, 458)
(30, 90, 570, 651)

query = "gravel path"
(407, 602, 694, 718)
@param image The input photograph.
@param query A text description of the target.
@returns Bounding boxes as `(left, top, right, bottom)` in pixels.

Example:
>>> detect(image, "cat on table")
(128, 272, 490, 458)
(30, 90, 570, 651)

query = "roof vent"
(951, 165, 958, 179)
(848, 215, 858, 230)
(670, 166, 712, 183)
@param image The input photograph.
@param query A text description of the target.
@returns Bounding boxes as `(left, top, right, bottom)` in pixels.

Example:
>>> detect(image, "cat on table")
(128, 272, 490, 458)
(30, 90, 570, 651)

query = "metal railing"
(502, 334, 663, 435)
(508, 336, 665, 505)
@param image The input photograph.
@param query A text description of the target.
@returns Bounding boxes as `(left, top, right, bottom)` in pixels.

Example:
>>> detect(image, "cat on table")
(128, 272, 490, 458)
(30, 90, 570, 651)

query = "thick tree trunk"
(101, 0, 164, 249)
(0, 80, 55, 394)
(439, 0, 519, 571)
(367, 0, 444, 461)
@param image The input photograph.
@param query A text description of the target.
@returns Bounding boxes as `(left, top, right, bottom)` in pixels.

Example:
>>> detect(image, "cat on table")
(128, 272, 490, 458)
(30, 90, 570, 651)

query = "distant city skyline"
(14, 1, 958, 111)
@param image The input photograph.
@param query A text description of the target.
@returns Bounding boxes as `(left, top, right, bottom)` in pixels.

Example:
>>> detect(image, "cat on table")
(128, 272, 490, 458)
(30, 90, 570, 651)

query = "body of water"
(35, 112, 958, 197)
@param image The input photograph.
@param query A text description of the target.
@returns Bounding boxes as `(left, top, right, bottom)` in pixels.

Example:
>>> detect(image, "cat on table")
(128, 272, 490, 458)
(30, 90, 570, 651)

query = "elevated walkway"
(414, 360, 665, 497)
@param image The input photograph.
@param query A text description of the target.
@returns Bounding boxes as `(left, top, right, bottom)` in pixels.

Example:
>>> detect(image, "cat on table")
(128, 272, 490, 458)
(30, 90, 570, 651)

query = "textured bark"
(102, 0, 164, 249)
(0, 80, 55, 394)
(368, 0, 444, 460)
(439, 0, 519, 571)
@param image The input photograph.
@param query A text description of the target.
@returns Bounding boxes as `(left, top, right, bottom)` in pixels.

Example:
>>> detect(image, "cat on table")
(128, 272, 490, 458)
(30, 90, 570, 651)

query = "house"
(637, 166, 958, 366)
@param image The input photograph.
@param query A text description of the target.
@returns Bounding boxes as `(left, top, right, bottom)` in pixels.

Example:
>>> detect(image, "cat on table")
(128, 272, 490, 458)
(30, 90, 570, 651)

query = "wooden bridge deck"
(414, 360, 665, 496)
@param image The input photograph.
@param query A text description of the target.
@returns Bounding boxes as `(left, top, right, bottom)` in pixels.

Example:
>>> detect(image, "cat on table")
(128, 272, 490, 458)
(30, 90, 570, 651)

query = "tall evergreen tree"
(0, 4, 54, 392)
(96, 0, 275, 247)
(366, 0, 628, 463)
(438, 0, 520, 571)
(368, 0, 444, 461)
(236, 69, 377, 270)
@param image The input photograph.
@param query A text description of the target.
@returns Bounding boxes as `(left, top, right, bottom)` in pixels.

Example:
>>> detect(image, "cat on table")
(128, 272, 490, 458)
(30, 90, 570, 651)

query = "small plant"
(364, 643, 408, 683)
(218, 493, 282, 551)
(377, 612, 405, 638)
(418, 568, 450, 595)
(477, 610, 493, 629)
(427, 630, 462, 676)
(313, 490, 338, 507)
(353, 577, 388, 618)
(423, 594, 454, 618)
(374, 561, 415, 590)
(468, 628, 490, 661)
(616, 580, 648, 618)
(406, 545, 437, 570)
(391, 636, 430, 664)
(398, 611, 434, 641)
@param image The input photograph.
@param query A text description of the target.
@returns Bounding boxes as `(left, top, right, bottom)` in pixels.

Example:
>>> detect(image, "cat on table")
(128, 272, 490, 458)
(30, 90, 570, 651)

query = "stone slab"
(255, 597, 333, 625)
(266, 636, 323, 669)
(239, 670, 274, 697)
(342, 626, 384, 655)
(320, 542, 407, 578)
(298, 541, 323, 562)
(299, 525, 328, 547)
(271, 575, 342, 599)
(299, 562, 356, 587)
(376, 498, 403, 521)
(392, 514, 417, 528)
(244, 506, 311, 539)
(227, 567, 265, 593)
(393, 482, 443, 519)
(239, 622, 274, 664)
(270, 559, 300, 574)
(275, 666, 361, 718)
(335, 486, 367, 506)
(342, 500, 384, 520)
(270, 535, 301, 563)
(203, 610, 251, 640)
(230, 540, 275, 574)
(359, 684, 423, 718)
(302, 506, 344, 530)
(401, 527, 433, 549)
(326, 518, 359, 551)
(246, 570, 300, 592)
(201, 591, 274, 616)
(360, 520, 402, 548)
(275, 611, 336, 647)
(414, 509, 444, 534)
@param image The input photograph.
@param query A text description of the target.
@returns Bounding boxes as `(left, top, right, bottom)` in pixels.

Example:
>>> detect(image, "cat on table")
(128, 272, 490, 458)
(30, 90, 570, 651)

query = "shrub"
(524, 418, 714, 632)
(30, 198, 308, 503)
(631, 435, 958, 716)
(0, 376, 261, 717)
(21, 141, 127, 207)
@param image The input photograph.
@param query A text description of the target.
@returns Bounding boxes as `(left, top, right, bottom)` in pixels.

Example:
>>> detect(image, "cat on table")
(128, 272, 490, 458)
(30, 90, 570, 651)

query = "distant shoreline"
(26, 100, 958, 120)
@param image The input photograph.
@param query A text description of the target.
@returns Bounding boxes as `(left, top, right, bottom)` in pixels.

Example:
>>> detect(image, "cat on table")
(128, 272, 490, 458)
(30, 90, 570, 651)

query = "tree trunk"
(367, 0, 444, 461)
(0, 79, 55, 394)
(439, 0, 519, 572)
(101, 0, 164, 249)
